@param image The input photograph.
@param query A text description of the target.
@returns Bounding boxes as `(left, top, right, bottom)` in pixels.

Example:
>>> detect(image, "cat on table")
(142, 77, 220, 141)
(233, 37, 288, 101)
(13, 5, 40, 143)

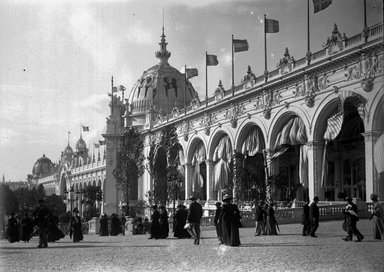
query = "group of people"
(99, 213, 127, 236)
(253, 200, 279, 236)
(148, 205, 171, 239)
(5, 199, 84, 247)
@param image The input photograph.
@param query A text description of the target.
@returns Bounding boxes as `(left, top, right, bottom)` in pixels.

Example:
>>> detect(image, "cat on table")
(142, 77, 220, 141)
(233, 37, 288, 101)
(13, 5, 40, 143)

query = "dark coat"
(21, 216, 34, 242)
(70, 215, 83, 242)
(309, 202, 319, 221)
(187, 201, 203, 223)
(6, 216, 19, 243)
(99, 216, 109, 236)
(173, 209, 191, 238)
(110, 215, 121, 236)
(301, 203, 310, 225)
(159, 210, 169, 238)
(150, 209, 160, 238)
(255, 205, 265, 222)
(219, 203, 241, 246)
(47, 214, 65, 242)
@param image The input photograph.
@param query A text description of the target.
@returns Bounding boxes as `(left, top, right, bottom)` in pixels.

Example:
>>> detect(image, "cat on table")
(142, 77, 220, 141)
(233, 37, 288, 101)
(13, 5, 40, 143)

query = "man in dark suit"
(213, 202, 223, 244)
(342, 197, 364, 242)
(301, 199, 311, 236)
(309, 196, 320, 237)
(187, 195, 203, 245)
(254, 200, 265, 236)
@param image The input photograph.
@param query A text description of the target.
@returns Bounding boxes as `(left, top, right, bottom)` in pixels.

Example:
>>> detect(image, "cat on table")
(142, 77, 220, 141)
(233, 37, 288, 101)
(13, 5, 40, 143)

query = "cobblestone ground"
(1, 219, 383, 272)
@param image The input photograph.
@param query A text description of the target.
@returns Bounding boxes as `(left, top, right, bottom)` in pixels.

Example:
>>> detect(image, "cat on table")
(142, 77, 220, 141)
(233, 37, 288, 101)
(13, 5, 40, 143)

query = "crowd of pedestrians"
(4, 193, 383, 249)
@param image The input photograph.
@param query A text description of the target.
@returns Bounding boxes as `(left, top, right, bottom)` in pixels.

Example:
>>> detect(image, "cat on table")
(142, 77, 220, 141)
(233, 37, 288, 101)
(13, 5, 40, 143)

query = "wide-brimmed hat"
(370, 194, 378, 201)
(222, 194, 232, 201)
(313, 196, 319, 201)
(189, 195, 197, 201)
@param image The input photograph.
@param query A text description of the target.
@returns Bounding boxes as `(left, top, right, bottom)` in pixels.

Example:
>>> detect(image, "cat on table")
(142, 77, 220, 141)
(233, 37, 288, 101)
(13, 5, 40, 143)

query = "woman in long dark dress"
(265, 203, 278, 235)
(48, 213, 65, 242)
(21, 213, 34, 242)
(99, 213, 109, 236)
(159, 206, 169, 239)
(70, 208, 83, 242)
(110, 214, 121, 236)
(6, 213, 19, 243)
(370, 193, 384, 239)
(149, 205, 160, 239)
(218, 195, 241, 247)
(173, 205, 191, 238)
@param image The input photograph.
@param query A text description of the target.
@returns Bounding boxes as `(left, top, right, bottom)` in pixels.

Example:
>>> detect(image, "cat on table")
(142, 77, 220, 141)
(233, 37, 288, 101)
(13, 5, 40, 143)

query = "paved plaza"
(0, 219, 383, 272)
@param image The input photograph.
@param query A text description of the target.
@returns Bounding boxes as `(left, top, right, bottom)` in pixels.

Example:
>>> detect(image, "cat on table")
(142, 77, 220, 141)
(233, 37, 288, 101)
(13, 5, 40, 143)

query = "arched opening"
(211, 133, 232, 201)
(270, 115, 308, 205)
(236, 125, 266, 203)
(189, 139, 207, 201)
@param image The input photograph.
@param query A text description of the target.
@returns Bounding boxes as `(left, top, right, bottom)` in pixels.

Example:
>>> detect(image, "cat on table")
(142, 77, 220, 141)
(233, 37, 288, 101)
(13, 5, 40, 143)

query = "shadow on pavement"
(240, 243, 319, 247)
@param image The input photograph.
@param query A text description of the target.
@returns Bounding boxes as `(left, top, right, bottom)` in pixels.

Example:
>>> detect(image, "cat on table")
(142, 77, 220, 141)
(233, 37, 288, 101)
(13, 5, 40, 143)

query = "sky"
(0, 0, 382, 181)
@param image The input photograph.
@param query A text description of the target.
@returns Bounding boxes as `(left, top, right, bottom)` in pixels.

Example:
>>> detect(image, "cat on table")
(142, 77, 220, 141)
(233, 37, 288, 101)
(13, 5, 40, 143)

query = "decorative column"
(362, 131, 382, 202)
(205, 159, 214, 205)
(306, 141, 324, 201)
(184, 163, 193, 203)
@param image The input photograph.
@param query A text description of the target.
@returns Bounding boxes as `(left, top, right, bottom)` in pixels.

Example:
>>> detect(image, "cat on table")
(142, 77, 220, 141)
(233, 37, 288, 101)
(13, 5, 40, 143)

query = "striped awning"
(274, 116, 307, 149)
(324, 111, 344, 141)
(241, 128, 263, 157)
(374, 133, 384, 173)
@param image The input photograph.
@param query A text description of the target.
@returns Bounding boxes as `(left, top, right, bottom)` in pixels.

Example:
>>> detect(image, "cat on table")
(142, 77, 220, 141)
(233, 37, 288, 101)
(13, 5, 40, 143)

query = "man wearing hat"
(32, 199, 50, 248)
(213, 201, 223, 244)
(149, 205, 160, 239)
(187, 196, 203, 245)
(342, 197, 364, 242)
(254, 200, 265, 236)
(70, 208, 83, 242)
(309, 196, 320, 237)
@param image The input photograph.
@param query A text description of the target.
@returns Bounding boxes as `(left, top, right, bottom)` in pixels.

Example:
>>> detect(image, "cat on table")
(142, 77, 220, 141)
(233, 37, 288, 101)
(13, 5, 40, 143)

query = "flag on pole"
(94, 143, 100, 148)
(313, 0, 332, 13)
(185, 68, 199, 79)
(112, 86, 118, 92)
(206, 54, 219, 66)
(233, 39, 249, 53)
(265, 19, 279, 33)
(82, 126, 89, 132)
(118, 85, 126, 92)
(99, 140, 106, 145)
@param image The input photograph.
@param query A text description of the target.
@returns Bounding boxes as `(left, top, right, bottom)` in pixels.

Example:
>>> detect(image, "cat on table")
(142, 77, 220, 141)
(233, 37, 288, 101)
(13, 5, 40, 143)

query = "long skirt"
(372, 215, 384, 240)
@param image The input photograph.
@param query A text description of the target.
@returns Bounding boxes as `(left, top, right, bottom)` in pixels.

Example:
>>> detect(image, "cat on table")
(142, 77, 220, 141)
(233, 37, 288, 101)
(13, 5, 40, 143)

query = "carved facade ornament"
(214, 80, 225, 101)
(323, 24, 347, 56)
(156, 109, 164, 124)
(277, 47, 295, 75)
(241, 65, 257, 89)
(191, 94, 200, 110)
(304, 74, 318, 107)
(263, 90, 273, 120)
(180, 121, 190, 142)
(172, 106, 180, 118)
(200, 112, 216, 136)
(318, 73, 329, 90)
(225, 103, 245, 128)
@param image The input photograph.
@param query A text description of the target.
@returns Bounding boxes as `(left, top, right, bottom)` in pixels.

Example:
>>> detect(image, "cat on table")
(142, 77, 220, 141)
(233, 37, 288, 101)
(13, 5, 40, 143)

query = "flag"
(313, 0, 332, 13)
(94, 143, 100, 148)
(99, 140, 106, 145)
(206, 54, 219, 66)
(185, 68, 198, 79)
(118, 85, 126, 92)
(265, 19, 279, 33)
(233, 39, 249, 53)
(112, 86, 118, 92)
(82, 126, 89, 132)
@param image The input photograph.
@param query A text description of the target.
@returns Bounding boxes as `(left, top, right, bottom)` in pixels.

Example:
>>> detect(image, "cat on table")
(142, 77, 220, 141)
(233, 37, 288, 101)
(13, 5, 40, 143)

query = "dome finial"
(155, 8, 171, 64)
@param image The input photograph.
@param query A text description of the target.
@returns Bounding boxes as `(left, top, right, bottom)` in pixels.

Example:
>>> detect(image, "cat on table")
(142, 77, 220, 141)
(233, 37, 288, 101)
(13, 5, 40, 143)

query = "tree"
(0, 184, 18, 215)
(82, 185, 102, 220)
(45, 194, 66, 216)
(148, 125, 180, 206)
(113, 127, 145, 216)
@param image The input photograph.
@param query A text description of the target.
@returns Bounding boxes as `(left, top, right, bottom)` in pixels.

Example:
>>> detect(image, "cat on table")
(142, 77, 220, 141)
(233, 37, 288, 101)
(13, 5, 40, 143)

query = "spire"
(2, 173, 5, 183)
(155, 9, 171, 64)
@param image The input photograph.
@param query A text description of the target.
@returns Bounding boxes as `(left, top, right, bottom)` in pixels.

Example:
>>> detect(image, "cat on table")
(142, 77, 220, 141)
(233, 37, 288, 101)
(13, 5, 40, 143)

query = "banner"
(186, 68, 199, 79)
(265, 19, 279, 33)
(206, 54, 219, 66)
(233, 39, 249, 53)
(82, 126, 89, 132)
(313, 0, 332, 13)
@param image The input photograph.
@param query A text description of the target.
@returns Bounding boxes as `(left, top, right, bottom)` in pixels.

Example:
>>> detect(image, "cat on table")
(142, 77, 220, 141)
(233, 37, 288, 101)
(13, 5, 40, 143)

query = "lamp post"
(65, 186, 75, 213)
(172, 179, 183, 216)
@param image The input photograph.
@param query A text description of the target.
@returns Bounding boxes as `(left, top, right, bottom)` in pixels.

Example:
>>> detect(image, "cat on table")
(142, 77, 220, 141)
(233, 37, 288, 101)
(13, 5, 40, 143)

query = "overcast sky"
(0, 0, 382, 181)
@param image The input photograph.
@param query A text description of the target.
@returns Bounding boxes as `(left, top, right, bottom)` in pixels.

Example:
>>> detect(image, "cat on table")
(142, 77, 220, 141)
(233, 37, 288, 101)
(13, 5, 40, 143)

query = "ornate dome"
(63, 144, 74, 162)
(127, 28, 198, 117)
(32, 154, 54, 179)
(75, 135, 87, 151)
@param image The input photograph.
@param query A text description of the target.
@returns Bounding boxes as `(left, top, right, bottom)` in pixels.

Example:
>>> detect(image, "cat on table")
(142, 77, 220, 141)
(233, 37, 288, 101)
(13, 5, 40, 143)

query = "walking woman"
(369, 193, 384, 240)
(218, 194, 241, 247)
(6, 212, 19, 243)
(265, 203, 278, 235)
(70, 208, 83, 242)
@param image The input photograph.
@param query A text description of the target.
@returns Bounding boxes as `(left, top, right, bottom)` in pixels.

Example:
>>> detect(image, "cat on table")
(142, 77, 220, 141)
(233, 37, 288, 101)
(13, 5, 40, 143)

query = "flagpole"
(205, 52, 208, 107)
(111, 76, 114, 115)
(184, 65, 187, 115)
(363, 0, 368, 43)
(264, 14, 268, 82)
(232, 34, 235, 94)
(306, 0, 311, 66)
